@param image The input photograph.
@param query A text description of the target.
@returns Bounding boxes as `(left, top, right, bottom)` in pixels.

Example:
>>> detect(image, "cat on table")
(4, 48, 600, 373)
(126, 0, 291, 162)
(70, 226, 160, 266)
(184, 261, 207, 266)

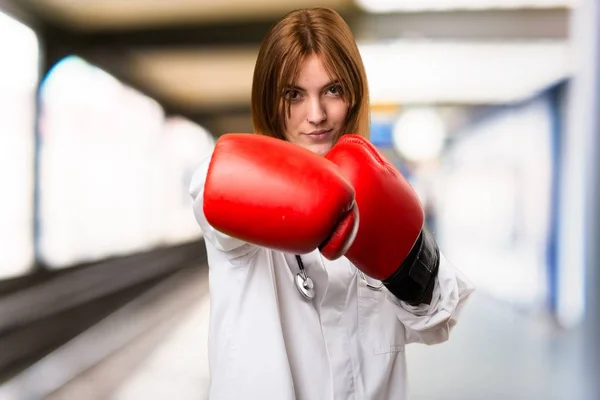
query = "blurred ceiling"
(27, 0, 354, 30)
(0, 0, 574, 132)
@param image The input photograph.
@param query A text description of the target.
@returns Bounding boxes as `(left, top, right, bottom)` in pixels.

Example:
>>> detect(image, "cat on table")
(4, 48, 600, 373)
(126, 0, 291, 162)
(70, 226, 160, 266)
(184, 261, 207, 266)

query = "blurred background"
(0, 0, 598, 399)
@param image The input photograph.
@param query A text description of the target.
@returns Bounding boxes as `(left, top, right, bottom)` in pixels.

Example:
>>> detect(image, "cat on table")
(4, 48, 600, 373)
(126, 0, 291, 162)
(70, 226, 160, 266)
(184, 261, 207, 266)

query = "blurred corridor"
(0, 0, 598, 398)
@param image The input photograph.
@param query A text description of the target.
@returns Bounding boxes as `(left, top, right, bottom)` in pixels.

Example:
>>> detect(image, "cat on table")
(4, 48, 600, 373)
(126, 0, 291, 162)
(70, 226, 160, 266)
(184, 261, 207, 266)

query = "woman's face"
(282, 54, 348, 156)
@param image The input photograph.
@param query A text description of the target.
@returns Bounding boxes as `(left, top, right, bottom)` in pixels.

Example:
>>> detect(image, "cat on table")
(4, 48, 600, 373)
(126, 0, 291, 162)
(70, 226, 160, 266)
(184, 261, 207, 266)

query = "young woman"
(189, 7, 474, 400)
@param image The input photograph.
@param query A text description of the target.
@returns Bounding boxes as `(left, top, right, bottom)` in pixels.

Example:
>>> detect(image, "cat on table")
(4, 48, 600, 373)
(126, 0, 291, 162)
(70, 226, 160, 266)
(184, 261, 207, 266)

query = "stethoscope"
(294, 255, 316, 300)
(294, 255, 383, 300)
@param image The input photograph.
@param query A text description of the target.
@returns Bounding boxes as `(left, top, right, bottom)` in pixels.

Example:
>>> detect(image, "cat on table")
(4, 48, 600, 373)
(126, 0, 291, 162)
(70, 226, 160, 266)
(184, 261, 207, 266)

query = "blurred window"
(38, 56, 165, 268)
(0, 11, 38, 279)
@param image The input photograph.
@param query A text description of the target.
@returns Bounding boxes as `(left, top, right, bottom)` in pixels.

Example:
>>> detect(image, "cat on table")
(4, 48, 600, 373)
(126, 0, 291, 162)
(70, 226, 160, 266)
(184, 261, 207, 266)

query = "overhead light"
(355, 0, 574, 13)
(359, 40, 570, 105)
(392, 107, 447, 162)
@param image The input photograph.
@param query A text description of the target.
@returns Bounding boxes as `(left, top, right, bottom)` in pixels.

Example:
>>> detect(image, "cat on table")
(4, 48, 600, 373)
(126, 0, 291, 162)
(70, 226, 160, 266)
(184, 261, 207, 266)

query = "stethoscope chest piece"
(295, 272, 315, 300)
(294, 255, 315, 300)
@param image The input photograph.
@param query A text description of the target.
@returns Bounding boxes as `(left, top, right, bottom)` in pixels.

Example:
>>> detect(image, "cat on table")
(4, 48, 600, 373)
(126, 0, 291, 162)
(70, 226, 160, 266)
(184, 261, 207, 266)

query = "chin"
(307, 143, 333, 157)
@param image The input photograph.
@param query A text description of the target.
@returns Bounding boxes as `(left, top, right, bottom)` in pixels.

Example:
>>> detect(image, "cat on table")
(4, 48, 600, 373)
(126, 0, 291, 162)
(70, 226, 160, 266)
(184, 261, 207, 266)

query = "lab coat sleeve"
(189, 155, 257, 259)
(388, 253, 475, 345)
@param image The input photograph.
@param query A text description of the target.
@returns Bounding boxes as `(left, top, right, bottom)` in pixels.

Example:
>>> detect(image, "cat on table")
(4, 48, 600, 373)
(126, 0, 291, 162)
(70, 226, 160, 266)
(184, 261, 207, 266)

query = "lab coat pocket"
(357, 275, 406, 355)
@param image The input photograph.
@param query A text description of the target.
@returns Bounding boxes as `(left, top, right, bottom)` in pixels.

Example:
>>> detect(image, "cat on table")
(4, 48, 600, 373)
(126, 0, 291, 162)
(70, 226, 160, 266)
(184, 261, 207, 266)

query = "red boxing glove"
(325, 134, 439, 305)
(203, 133, 358, 259)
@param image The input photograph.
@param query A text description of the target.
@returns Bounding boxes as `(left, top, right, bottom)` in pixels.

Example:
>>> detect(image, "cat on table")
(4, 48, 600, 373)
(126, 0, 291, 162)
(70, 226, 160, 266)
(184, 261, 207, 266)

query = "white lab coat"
(189, 157, 474, 400)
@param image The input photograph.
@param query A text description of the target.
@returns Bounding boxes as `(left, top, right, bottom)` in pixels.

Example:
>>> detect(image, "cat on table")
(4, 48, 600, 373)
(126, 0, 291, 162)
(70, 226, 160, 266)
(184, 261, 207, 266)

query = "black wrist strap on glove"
(382, 228, 440, 306)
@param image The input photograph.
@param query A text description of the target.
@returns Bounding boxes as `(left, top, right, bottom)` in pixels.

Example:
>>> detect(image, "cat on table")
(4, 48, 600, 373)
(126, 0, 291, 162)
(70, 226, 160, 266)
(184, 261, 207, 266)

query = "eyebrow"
(286, 80, 341, 91)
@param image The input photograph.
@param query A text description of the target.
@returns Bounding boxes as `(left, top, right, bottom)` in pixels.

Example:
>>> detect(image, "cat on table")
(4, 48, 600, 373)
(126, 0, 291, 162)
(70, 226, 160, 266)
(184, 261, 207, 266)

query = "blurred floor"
(406, 292, 588, 400)
(106, 274, 589, 400)
(112, 290, 211, 400)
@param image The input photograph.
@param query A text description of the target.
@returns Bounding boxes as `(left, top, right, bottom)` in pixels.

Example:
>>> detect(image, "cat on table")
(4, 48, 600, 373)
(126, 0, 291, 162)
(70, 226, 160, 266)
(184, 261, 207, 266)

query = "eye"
(327, 85, 343, 96)
(284, 89, 301, 100)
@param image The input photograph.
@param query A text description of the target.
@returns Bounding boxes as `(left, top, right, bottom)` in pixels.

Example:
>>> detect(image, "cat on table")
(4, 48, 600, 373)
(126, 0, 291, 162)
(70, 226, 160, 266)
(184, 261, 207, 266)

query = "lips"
(306, 129, 333, 141)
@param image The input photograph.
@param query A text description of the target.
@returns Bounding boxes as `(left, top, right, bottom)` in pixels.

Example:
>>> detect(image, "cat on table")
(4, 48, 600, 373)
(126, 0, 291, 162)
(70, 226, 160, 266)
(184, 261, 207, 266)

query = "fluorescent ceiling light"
(355, 0, 574, 13)
(359, 40, 570, 105)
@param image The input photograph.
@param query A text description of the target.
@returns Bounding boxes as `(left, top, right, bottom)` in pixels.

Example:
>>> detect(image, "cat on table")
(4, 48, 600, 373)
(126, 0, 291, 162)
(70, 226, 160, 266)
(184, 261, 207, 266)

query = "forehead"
(293, 54, 336, 88)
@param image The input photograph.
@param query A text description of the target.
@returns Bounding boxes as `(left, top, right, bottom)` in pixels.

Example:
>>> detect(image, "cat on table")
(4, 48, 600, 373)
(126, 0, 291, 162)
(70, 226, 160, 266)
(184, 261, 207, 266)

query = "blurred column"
(562, 0, 600, 397)
(583, 0, 600, 396)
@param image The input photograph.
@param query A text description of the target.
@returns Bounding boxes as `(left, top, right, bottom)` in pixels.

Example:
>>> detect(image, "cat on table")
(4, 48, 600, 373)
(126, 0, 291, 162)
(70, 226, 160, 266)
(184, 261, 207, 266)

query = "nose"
(307, 97, 326, 125)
